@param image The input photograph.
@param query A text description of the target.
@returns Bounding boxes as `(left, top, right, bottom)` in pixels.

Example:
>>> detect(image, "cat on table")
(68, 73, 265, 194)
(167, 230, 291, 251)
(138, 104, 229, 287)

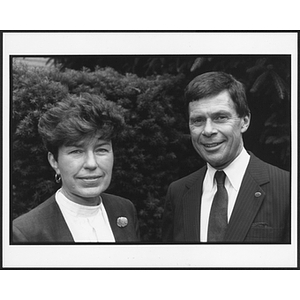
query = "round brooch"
(117, 217, 128, 228)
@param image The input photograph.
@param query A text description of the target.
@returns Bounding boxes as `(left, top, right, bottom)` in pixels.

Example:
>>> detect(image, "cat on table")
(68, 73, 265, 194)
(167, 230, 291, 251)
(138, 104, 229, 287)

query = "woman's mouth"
(78, 176, 101, 182)
(83, 178, 98, 182)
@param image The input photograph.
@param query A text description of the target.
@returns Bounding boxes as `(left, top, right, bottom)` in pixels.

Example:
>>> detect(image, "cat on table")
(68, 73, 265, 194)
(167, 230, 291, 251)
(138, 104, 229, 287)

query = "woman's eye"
(96, 148, 109, 154)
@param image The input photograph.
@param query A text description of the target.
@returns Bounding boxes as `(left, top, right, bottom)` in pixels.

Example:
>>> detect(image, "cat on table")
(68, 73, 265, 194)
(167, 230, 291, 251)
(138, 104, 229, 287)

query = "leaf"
(270, 70, 286, 100)
(264, 113, 277, 127)
(250, 71, 268, 93)
(246, 58, 267, 74)
(190, 57, 206, 72)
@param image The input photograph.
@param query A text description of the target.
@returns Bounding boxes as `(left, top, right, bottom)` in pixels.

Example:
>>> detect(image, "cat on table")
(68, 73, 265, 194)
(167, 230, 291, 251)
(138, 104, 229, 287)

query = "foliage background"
(12, 55, 291, 242)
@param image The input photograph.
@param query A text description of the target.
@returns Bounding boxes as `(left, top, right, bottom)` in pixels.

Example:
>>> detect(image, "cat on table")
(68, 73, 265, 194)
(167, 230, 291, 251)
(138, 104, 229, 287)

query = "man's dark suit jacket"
(162, 153, 290, 243)
(13, 193, 140, 243)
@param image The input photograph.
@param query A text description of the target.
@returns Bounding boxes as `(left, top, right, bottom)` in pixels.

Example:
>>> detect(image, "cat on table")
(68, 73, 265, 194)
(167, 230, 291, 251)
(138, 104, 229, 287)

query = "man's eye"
(70, 149, 83, 154)
(215, 115, 228, 122)
(190, 118, 204, 125)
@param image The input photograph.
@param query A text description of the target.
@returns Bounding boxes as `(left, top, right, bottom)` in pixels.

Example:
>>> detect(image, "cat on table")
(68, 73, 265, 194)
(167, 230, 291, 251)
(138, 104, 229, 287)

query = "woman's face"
(48, 134, 114, 206)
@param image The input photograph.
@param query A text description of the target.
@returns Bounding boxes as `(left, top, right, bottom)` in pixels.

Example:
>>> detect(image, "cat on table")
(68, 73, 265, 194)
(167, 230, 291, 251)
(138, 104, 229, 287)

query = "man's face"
(188, 90, 250, 169)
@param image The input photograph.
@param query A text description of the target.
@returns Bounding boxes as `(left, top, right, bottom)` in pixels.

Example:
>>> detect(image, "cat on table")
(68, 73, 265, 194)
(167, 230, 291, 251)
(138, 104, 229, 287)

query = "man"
(162, 71, 290, 243)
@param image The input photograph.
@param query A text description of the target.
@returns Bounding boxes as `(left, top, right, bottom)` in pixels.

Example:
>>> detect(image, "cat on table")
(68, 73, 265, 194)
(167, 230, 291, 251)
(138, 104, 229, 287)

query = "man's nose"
(202, 119, 217, 137)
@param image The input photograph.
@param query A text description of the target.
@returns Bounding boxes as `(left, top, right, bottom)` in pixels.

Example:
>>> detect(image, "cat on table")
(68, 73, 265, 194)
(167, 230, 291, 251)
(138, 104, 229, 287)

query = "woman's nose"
(84, 151, 97, 169)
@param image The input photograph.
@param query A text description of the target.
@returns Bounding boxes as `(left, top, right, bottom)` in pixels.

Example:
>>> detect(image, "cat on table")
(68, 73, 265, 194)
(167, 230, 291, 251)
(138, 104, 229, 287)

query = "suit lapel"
(45, 196, 74, 242)
(182, 167, 207, 242)
(102, 194, 123, 242)
(55, 215, 74, 242)
(225, 154, 269, 242)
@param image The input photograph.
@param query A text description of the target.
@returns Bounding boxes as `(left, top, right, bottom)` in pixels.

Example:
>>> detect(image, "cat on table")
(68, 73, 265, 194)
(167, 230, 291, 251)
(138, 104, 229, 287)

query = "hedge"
(12, 63, 202, 242)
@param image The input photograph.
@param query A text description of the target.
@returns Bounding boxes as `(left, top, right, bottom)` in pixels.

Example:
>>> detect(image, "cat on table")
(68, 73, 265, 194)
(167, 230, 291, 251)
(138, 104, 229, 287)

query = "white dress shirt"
(200, 148, 250, 242)
(55, 189, 115, 242)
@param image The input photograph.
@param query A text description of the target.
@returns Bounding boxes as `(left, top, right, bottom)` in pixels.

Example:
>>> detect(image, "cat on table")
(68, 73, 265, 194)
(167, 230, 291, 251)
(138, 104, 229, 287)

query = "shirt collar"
(56, 189, 103, 218)
(206, 148, 250, 191)
(224, 148, 250, 191)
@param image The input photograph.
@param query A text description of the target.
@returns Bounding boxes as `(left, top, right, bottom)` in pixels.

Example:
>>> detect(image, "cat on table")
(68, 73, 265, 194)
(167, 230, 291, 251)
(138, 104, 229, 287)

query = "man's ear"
(48, 152, 60, 174)
(241, 113, 251, 133)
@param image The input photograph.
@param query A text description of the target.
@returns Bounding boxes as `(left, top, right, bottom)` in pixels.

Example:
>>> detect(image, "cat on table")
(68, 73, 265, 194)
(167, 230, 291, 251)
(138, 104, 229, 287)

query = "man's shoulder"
(249, 152, 290, 177)
(169, 166, 207, 188)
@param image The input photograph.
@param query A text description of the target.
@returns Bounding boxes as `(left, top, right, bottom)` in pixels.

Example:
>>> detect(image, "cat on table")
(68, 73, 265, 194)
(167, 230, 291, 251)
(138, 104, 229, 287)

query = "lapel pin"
(255, 192, 262, 198)
(117, 217, 128, 228)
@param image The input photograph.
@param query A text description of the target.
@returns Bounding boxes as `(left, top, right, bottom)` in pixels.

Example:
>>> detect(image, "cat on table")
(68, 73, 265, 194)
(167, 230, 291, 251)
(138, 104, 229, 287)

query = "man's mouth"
(202, 142, 224, 148)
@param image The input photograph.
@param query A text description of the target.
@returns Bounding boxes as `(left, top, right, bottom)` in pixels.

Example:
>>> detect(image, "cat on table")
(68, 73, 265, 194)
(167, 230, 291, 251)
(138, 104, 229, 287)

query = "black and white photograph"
(2, 32, 298, 269)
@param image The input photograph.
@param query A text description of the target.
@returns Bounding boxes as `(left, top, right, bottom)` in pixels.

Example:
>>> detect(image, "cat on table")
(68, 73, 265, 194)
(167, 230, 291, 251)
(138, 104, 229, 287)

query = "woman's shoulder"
(101, 193, 136, 213)
(102, 193, 133, 205)
(13, 195, 57, 225)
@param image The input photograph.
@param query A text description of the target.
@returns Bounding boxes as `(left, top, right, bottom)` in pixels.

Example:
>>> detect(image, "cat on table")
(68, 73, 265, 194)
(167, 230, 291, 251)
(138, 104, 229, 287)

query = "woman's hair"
(185, 71, 250, 117)
(38, 93, 125, 159)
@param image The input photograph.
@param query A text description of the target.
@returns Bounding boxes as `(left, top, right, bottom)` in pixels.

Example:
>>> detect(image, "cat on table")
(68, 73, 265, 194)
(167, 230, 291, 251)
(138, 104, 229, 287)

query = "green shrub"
(12, 63, 201, 242)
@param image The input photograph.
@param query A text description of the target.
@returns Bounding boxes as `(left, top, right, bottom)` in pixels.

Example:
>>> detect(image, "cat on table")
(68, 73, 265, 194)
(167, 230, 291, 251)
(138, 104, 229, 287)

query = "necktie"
(207, 170, 228, 242)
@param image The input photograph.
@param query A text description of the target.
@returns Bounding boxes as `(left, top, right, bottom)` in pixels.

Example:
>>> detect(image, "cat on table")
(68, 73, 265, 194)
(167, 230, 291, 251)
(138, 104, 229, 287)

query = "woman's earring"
(55, 173, 61, 183)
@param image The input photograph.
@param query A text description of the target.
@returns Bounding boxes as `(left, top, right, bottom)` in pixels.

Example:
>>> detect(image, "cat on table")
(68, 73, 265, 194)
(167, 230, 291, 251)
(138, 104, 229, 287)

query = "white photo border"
(2, 31, 298, 268)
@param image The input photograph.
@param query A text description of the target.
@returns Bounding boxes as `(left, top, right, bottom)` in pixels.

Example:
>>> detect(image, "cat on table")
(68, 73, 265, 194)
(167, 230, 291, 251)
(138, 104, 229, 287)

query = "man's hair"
(185, 71, 250, 117)
(38, 93, 125, 160)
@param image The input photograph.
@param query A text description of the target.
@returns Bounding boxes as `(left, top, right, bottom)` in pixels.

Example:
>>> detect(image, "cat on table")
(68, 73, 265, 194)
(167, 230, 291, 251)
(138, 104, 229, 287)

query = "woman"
(13, 93, 140, 243)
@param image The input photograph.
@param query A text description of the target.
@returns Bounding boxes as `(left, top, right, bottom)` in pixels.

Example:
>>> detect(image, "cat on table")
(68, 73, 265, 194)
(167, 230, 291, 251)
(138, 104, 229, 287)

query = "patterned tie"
(207, 170, 228, 242)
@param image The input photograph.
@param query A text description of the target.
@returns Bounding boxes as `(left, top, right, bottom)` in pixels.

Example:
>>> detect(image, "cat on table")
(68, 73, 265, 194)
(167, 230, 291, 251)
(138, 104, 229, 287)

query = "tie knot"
(215, 171, 226, 185)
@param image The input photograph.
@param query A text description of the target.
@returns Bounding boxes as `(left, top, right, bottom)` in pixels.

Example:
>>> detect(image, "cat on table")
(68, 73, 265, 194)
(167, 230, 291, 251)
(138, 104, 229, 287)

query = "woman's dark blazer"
(12, 193, 140, 243)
